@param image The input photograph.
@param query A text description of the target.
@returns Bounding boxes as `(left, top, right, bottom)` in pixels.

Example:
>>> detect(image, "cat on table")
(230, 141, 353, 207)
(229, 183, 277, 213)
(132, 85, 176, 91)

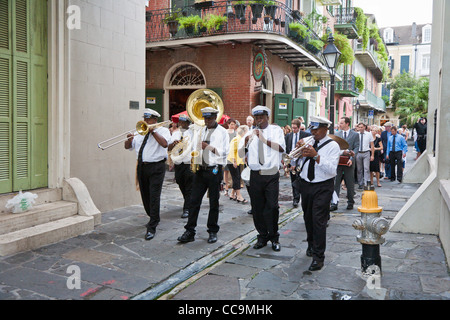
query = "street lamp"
(355, 99, 360, 124)
(322, 33, 341, 134)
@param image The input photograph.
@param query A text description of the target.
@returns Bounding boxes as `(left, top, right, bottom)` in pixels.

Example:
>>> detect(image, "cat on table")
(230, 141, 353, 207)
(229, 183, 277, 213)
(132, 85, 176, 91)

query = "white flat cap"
(252, 105, 271, 116)
(143, 108, 161, 118)
(308, 115, 332, 129)
(201, 107, 219, 117)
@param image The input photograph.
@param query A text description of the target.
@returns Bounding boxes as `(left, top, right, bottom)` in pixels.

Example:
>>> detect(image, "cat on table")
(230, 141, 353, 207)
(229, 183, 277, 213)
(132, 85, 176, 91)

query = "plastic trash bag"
(5, 191, 38, 214)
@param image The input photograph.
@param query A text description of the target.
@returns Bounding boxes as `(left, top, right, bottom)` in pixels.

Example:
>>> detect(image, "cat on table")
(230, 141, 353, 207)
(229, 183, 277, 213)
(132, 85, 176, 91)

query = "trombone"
(97, 120, 172, 150)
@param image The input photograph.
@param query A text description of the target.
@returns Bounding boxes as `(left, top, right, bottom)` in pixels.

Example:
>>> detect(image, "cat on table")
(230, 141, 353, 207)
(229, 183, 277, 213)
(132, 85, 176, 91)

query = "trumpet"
(97, 120, 172, 150)
(285, 136, 315, 160)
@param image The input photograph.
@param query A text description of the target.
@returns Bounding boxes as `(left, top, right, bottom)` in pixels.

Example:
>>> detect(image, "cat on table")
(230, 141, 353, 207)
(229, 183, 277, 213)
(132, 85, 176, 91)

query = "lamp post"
(322, 33, 341, 134)
(355, 99, 360, 125)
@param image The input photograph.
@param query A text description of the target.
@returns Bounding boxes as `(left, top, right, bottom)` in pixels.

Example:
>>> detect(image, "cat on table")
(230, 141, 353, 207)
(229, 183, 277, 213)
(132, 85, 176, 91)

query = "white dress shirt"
(298, 136, 340, 183)
(358, 131, 374, 152)
(130, 127, 171, 162)
(239, 124, 285, 172)
(191, 124, 229, 166)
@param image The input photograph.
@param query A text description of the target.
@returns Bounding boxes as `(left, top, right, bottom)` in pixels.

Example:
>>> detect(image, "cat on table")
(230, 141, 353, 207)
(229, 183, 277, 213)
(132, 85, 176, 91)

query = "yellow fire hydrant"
(352, 185, 390, 274)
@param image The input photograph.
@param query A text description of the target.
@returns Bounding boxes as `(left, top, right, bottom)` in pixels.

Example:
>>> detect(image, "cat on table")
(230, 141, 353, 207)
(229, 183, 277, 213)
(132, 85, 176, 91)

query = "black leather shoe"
(181, 210, 189, 219)
(177, 231, 195, 243)
(207, 233, 217, 243)
(253, 241, 267, 249)
(306, 247, 312, 257)
(330, 203, 338, 211)
(308, 260, 324, 271)
(247, 210, 252, 215)
(271, 242, 281, 252)
(346, 204, 353, 210)
(145, 231, 155, 241)
(293, 201, 299, 208)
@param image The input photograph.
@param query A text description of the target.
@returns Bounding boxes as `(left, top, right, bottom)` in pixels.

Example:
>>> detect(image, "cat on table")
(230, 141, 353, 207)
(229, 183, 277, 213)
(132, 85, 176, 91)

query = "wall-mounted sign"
(146, 97, 156, 104)
(252, 50, 267, 82)
(302, 86, 321, 92)
(278, 102, 287, 110)
(129, 101, 140, 110)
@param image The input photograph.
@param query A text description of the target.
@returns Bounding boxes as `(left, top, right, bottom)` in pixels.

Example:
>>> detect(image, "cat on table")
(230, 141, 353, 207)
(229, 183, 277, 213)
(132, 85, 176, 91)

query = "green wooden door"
(146, 89, 164, 117)
(273, 94, 292, 127)
(292, 98, 308, 124)
(0, 0, 48, 194)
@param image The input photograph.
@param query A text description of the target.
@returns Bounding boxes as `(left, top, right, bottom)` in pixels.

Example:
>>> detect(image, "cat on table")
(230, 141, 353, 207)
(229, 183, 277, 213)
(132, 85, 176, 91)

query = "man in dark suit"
(285, 119, 311, 207)
(380, 122, 392, 179)
(330, 117, 359, 211)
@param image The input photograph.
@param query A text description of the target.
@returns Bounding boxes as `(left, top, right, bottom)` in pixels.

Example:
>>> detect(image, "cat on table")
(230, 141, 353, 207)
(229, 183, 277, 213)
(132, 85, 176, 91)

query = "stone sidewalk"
(0, 146, 449, 300)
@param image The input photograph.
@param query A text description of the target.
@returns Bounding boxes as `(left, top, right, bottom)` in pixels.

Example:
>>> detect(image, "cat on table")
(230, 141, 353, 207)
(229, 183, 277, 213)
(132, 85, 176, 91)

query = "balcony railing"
(359, 89, 386, 112)
(335, 74, 359, 97)
(333, 7, 359, 39)
(145, 1, 324, 57)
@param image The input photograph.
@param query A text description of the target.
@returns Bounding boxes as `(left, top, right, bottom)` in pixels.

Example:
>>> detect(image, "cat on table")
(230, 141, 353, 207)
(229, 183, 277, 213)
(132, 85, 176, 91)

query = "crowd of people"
(125, 106, 426, 272)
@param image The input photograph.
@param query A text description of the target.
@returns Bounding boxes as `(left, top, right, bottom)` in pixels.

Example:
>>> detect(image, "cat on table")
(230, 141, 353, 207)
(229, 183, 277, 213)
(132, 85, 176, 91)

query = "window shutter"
(0, 0, 9, 51)
(15, 0, 28, 53)
(0, 57, 12, 191)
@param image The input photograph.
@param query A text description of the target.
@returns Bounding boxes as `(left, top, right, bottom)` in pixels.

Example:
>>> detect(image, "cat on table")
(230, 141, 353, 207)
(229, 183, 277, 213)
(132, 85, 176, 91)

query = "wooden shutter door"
(0, 0, 47, 193)
(0, 0, 13, 193)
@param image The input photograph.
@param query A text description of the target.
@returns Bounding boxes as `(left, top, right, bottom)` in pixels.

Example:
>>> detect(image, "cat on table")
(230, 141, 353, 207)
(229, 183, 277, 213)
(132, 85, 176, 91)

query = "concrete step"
(0, 201, 78, 235)
(0, 215, 94, 256)
(0, 188, 63, 214)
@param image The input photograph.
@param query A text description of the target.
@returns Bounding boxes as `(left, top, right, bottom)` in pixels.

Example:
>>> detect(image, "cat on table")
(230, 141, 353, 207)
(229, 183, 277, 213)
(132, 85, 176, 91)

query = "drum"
(241, 166, 250, 186)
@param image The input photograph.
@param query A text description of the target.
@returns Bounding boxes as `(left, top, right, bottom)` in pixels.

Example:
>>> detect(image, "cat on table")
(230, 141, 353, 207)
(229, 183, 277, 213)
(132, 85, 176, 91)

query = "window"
(422, 25, 432, 43)
(422, 54, 430, 71)
(400, 55, 410, 74)
(383, 28, 393, 43)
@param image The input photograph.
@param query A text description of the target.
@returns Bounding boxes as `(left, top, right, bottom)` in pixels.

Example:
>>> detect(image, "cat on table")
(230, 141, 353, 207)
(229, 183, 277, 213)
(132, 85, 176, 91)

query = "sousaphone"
(186, 89, 225, 173)
(186, 89, 224, 126)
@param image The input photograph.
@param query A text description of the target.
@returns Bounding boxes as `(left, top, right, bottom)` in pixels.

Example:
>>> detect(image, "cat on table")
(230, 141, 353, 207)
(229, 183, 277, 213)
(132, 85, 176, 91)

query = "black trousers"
(227, 163, 241, 190)
(299, 178, 334, 263)
(174, 163, 194, 212)
(185, 166, 223, 235)
(137, 160, 166, 233)
(389, 151, 403, 181)
(249, 170, 280, 243)
(290, 171, 300, 203)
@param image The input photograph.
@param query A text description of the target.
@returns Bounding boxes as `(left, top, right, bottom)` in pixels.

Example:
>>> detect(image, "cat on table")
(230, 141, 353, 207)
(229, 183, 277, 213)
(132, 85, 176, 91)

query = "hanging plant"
(355, 75, 365, 93)
(288, 22, 311, 41)
(204, 14, 228, 32)
(178, 15, 203, 34)
(322, 32, 355, 66)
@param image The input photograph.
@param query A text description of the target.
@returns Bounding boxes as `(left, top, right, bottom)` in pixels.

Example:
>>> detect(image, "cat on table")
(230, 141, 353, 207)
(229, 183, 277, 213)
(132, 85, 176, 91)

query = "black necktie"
(344, 131, 347, 140)
(294, 132, 298, 148)
(392, 135, 396, 152)
(138, 133, 150, 164)
(307, 140, 319, 181)
(360, 133, 364, 151)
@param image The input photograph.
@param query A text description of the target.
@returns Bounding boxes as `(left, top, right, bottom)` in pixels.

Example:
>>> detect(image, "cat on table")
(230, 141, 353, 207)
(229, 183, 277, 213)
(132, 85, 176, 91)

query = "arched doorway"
(164, 62, 206, 119)
(261, 67, 274, 119)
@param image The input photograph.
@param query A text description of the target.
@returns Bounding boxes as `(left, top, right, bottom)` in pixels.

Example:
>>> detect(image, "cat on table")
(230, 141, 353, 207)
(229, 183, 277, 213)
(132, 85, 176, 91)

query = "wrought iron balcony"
(358, 89, 386, 113)
(335, 74, 359, 97)
(145, 1, 326, 66)
(355, 42, 384, 82)
(333, 7, 359, 39)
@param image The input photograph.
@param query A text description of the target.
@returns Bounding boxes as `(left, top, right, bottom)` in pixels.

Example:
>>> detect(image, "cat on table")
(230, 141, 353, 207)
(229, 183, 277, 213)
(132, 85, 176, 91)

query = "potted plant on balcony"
(178, 15, 203, 36)
(234, 1, 247, 19)
(249, 0, 264, 19)
(164, 7, 182, 37)
(205, 14, 228, 32)
(264, 1, 277, 19)
(306, 39, 324, 54)
(288, 22, 310, 43)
